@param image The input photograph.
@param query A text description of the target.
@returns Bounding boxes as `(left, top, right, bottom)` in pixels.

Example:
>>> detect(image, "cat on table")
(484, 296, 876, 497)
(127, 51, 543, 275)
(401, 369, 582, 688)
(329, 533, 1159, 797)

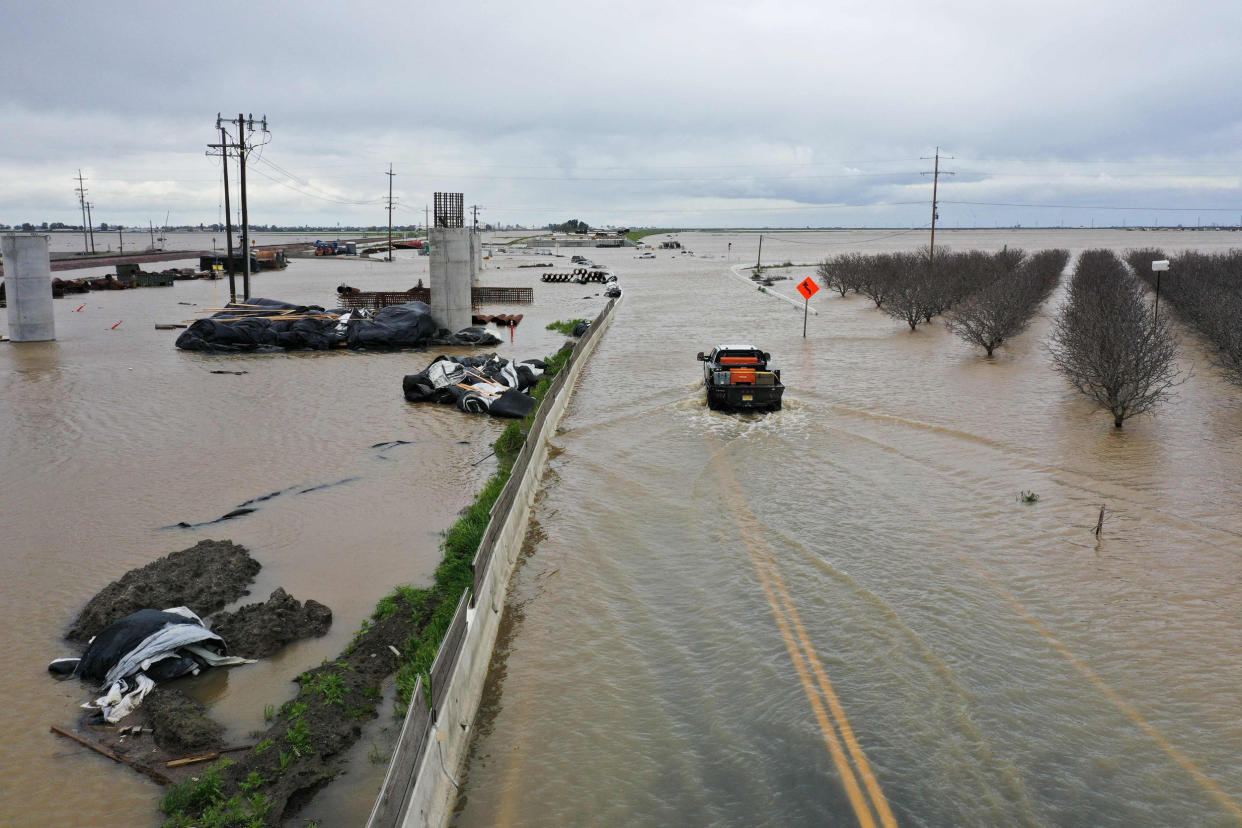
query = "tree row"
(1125, 248, 1242, 386)
(816, 247, 1068, 354)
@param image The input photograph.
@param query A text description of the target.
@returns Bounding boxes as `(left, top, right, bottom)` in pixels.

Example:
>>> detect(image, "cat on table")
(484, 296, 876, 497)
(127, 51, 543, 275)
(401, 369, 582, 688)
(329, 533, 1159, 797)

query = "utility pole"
(425, 205, 430, 233)
(214, 112, 270, 300)
(238, 113, 251, 299)
(386, 164, 395, 261)
(471, 204, 480, 230)
(85, 202, 96, 253)
(756, 234, 763, 271)
(149, 220, 155, 250)
(118, 226, 123, 253)
(74, 170, 90, 254)
(211, 117, 237, 302)
(921, 147, 955, 268)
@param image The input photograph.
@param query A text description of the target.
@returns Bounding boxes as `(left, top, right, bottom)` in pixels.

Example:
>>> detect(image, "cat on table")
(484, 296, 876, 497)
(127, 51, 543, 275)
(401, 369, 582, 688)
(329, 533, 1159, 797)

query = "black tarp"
(75, 609, 219, 683)
(175, 299, 501, 352)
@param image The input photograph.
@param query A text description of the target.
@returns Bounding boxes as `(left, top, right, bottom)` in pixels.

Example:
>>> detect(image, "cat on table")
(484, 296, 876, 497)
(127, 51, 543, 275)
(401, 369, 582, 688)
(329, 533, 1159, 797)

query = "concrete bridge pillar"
(2, 234, 56, 341)
(429, 227, 473, 332)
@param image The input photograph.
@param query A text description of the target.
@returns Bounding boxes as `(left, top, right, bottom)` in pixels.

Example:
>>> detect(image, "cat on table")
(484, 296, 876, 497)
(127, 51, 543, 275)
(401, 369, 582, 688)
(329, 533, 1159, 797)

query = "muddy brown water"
(452, 230, 1242, 826)
(0, 242, 605, 825)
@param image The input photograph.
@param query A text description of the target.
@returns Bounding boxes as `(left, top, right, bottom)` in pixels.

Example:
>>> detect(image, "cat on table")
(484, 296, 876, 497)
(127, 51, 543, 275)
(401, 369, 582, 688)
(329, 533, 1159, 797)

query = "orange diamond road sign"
(797, 276, 820, 300)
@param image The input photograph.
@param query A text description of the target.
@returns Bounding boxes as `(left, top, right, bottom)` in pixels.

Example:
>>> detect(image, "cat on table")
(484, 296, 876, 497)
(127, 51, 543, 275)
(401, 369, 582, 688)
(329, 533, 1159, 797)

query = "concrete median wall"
(368, 297, 620, 828)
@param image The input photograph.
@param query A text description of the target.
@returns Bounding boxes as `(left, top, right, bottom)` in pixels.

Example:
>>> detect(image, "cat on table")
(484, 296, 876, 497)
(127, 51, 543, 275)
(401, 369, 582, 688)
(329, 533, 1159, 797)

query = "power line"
(941, 199, 1242, 212)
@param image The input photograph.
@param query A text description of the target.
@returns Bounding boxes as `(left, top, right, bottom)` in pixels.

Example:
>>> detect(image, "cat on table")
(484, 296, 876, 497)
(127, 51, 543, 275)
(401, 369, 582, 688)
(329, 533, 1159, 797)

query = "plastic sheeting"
(52, 607, 254, 723)
(174, 299, 501, 352)
(403, 354, 545, 418)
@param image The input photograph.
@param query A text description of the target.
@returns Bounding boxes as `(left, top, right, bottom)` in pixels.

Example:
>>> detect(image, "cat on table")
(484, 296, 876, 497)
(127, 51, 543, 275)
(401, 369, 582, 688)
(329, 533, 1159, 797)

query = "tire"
(707, 396, 719, 411)
(770, 400, 782, 411)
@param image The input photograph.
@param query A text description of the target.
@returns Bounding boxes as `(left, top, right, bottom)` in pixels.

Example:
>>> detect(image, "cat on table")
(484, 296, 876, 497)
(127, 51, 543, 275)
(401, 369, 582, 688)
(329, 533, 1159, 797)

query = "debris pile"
(174, 297, 502, 352)
(403, 353, 546, 417)
(51, 541, 331, 723)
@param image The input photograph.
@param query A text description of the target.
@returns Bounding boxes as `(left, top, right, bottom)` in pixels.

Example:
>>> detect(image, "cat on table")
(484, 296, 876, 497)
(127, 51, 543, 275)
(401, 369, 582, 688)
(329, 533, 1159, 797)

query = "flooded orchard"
(454, 230, 1242, 826)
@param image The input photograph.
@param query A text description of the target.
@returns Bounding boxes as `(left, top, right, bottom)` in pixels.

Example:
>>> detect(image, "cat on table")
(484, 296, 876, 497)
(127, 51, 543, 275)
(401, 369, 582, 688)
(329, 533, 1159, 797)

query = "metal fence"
(472, 286, 534, 304)
(335, 286, 532, 312)
(337, 289, 430, 310)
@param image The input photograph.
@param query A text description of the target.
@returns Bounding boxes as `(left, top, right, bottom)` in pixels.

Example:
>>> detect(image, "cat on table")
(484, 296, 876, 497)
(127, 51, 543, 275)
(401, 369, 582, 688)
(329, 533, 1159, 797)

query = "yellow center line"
(752, 552, 879, 828)
(710, 442, 895, 827)
(763, 558, 899, 828)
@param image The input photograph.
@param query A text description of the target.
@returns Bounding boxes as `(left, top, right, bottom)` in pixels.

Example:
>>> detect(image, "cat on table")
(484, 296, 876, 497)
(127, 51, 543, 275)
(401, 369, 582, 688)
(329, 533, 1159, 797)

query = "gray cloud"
(2, 0, 1239, 229)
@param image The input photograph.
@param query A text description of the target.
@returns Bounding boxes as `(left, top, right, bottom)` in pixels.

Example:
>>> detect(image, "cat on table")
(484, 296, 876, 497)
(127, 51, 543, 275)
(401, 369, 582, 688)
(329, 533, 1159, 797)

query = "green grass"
(161, 761, 270, 827)
(285, 718, 312, 756)
(545, 318, 587, 336)
(303, 672, 346, 706)
(626, 229, 672, 243)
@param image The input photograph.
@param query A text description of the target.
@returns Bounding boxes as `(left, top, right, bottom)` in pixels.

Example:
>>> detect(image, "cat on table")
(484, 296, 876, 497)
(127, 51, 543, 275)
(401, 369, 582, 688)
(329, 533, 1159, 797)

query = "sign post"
(796, 275, 819, 338)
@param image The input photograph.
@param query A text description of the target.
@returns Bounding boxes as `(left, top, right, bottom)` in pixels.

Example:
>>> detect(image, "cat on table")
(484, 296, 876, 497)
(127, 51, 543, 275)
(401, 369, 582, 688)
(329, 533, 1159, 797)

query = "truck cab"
(697, 344, 784, 411)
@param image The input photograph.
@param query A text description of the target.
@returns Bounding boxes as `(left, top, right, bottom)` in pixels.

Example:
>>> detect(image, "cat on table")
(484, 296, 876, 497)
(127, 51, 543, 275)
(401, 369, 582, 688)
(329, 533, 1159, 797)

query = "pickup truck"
(697, 344, 784, 411)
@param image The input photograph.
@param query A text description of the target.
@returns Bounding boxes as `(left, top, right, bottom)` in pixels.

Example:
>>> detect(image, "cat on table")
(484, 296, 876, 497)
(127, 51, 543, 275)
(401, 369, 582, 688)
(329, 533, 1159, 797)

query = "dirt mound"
(68, 540, 260, 642)
(208, 588, 333, 658)
(161, 589, 432, 826)
(144, 688, 224, 755)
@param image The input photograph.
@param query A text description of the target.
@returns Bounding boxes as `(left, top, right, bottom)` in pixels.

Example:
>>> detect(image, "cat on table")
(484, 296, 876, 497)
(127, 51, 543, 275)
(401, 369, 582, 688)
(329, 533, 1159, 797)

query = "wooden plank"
(50, 725, 172, 785)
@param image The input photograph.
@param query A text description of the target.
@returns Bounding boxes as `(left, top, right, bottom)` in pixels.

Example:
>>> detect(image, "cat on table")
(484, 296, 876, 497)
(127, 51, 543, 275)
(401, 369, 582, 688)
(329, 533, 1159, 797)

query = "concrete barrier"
(368, 297, 620, 828)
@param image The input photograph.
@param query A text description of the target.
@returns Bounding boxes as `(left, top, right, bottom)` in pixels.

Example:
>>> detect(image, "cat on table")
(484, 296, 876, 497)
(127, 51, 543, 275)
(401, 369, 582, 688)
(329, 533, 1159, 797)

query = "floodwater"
(455, 230, 1242, 826)
(0, 240, 606, 825)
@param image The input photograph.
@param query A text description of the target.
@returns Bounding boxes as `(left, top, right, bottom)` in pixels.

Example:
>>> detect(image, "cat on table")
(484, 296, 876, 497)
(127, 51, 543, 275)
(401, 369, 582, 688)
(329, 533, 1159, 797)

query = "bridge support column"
(2, 234, 56, 341)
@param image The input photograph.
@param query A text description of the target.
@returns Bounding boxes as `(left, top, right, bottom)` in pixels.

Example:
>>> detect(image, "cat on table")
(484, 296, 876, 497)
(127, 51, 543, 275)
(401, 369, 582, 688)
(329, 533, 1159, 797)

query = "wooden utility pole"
(425, 205, 430, 233)
(921, 147, 954, 268)
(756, 234, 763, 271)
(74, 171, 90, 254)
(85, 202, 96, 252)
(220, 123, 236, 302)
(214, 112, 270, 300)
(208, 118, 238, 302)
(237, 113, 251, 299)
(386, 164, 395, 261)
(471, 204, 480, 230)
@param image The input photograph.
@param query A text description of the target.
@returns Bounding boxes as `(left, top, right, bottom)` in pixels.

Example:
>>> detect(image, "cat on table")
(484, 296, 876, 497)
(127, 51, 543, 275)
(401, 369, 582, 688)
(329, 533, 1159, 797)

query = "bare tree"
(819, 253, 870, 297)
(858, 254, 899, 309)
(1048, 249, 1184, 427)
(880, 252, 934, 330)
(946, 249, 1066, 355)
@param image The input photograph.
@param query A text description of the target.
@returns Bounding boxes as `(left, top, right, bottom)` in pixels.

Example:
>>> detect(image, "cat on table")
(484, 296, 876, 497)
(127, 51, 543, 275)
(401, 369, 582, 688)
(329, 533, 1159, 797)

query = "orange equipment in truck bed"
(729, 368, 757, 384)
(719, 355, 761, 367)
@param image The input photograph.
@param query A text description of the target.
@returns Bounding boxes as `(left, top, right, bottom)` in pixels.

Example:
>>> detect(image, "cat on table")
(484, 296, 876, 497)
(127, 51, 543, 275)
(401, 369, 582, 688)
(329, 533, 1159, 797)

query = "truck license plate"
(742, 394, 753, 401)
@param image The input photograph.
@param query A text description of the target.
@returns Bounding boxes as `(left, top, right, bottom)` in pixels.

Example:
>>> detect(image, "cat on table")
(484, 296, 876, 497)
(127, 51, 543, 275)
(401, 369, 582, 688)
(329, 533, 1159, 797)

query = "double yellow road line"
(710, 447, 897, 828)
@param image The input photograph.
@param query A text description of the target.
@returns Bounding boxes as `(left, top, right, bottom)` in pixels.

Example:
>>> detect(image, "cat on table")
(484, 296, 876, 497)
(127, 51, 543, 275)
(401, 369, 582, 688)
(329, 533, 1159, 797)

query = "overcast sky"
(2, 0, 1239, 230)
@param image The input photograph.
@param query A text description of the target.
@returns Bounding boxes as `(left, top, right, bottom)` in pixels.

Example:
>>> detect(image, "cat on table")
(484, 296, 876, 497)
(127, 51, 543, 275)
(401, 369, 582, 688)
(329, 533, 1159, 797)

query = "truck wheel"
(770, 400, 782, 411)
(707, 397, 719, 411)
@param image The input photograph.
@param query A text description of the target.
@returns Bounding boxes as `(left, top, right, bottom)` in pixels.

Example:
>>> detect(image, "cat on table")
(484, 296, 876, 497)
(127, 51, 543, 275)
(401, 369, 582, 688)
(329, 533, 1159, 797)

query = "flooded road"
(0, 241, 605, 824)
(456, 230, 1242, 826)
